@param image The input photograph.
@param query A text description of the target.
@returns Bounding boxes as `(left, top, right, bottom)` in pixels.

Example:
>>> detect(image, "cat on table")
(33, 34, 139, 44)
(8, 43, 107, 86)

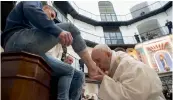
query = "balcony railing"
(79, 29, 138, 44)
(56, 13, 137, 44)
(69, 1, 169, 21)
(76, 25, 170, 44)
(139, 26, 170, 42)
(79, 30, 105, 44)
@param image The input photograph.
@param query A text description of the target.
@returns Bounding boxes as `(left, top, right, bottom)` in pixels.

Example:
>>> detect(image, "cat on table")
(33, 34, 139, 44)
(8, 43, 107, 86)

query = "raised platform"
(1, 51, 52, 100)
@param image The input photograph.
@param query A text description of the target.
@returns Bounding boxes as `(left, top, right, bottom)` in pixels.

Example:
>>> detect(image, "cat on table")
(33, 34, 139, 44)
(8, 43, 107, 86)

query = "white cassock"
(46, 43, 63, 60)
(98, 51, 165, 100)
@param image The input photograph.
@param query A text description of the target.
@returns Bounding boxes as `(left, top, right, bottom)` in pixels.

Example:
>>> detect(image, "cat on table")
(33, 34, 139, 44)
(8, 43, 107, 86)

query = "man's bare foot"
(88, 65, 105, 79)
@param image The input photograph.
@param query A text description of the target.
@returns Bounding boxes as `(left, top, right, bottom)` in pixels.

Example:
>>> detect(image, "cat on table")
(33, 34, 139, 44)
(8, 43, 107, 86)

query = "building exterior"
(49, 1, 172, 71)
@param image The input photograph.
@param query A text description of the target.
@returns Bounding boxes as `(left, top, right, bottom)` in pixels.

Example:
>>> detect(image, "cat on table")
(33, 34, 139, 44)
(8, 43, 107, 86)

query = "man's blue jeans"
(4, 23, 86, 100)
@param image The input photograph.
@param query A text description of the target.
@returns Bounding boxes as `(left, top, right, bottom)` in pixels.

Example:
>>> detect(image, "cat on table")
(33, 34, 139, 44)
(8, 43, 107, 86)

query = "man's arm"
(22, 1, 63, 37)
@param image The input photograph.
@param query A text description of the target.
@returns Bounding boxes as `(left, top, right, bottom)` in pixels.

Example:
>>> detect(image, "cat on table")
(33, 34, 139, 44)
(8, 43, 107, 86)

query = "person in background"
(134, 32, 141, 43)
(91, 44, 165, 100)
(79, 59, 85, 72)
(165, 20, 172, 34)
(2, 1, 103, 100)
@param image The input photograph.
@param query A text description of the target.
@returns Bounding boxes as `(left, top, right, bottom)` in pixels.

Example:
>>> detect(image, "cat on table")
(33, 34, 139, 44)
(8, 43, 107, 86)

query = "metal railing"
(77, 26, 170, 44)
(79, 29, 137, 44)
(139, 26, 170, 42)
(69, 1, 169, 21)
(79, 30, 105, 44)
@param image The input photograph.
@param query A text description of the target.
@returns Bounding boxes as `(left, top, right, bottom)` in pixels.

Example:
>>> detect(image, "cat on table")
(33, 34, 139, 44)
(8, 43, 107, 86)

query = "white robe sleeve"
(98, 60, 163, 100)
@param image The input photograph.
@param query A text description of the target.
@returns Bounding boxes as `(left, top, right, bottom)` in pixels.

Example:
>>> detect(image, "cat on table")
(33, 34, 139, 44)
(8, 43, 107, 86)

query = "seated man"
(91, 44, 165, 100)
(1, 1, 102, 100)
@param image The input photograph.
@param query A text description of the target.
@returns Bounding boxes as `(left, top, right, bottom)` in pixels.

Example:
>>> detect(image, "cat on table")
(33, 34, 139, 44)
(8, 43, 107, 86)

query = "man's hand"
(92, 68, 106, 81)
(88, 65, 104, 77)
(88, 66, 106, 81)
(59, 31, 73, 46)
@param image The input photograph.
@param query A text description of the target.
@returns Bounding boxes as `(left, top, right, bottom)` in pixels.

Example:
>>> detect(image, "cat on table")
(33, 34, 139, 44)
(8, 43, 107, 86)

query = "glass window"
(99, 8, 107, 14)
(104, 33, 110, 39)
(116, 32, 122, 39)
(105, 39, 111, 44)
(99, 1, 107, 6)
(111, 39, 117, 44)
(101, 14, 106, 21)
(111, 14, 117, 21)
(117, 39, 124, 44)
(98, 1, 115, 20)
(110, 32, 116, 39)
(106, 7, 114, 13)
(106, 14, 112, 21)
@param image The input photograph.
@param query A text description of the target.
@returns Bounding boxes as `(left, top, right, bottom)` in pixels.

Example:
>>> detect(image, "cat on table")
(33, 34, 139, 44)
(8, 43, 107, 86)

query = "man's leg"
(169, 28, 172, 34)
(4, 28, 75, 100)
(4, 28, 58, 54)
(42, 54, 75, 100)
(5, 25, 97, 77)
(168, 27, 171, 34)
(5, 23, 99, 77)
(69, 70, 85, 100)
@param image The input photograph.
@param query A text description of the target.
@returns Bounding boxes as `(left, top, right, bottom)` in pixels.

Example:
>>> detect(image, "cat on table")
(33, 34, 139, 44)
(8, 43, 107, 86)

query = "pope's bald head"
(92, 44, 112, 53)
(91, 44, 112, 71)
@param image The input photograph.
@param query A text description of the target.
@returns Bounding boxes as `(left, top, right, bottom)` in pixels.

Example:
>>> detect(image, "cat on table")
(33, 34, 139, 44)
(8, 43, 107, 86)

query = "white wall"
(67, 14, 105, 44)
(119, 7, 172, 44)
(66, 45, 94, 72)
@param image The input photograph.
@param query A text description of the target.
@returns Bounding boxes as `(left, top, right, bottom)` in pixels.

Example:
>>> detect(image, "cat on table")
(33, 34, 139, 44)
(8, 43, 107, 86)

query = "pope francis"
(91, 44, 165, 100)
